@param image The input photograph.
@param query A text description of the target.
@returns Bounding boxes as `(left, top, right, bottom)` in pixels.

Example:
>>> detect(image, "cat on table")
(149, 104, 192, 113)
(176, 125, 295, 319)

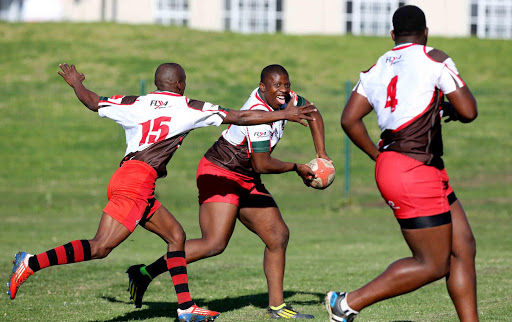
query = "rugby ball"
(307, 158, 335, 190)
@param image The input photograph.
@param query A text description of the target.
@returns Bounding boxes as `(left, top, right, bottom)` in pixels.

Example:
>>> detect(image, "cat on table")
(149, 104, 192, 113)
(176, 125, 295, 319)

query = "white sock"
(339, 293, 359, 315)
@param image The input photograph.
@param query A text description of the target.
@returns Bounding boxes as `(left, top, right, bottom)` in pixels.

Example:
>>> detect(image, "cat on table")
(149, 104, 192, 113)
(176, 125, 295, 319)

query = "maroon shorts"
(375, 152, 455, 229)
(196, 157, 276, 208)
(103, 160, 161, 232)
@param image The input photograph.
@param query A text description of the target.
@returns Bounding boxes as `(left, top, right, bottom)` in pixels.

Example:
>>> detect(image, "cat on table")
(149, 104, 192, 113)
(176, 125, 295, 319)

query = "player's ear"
(259, 82, 266, 92)
(390, 30, 396, 41)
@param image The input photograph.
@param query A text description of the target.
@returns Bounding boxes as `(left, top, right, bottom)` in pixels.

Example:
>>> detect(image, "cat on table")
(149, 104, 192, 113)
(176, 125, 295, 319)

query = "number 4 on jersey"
(385, 76, 398, 112)
(139, 116, 172, 146)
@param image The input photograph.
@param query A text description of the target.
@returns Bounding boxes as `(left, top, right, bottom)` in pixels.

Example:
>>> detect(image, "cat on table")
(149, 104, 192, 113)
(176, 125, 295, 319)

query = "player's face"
(259, 72, 291, 110)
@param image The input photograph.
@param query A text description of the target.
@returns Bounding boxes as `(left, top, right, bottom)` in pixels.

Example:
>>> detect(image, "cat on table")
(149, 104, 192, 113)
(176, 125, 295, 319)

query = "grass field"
(1, 22, 511, 321)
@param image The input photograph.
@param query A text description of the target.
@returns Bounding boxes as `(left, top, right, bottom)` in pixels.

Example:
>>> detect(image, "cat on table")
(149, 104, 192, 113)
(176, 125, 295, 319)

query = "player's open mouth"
(276, 95, 286, 105)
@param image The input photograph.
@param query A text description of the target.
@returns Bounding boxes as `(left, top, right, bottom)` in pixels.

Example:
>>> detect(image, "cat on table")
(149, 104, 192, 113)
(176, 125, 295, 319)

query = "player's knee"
(266, 227, 289, 250)
(89, 242, 113, 259)
(167, 227, 186, 248)
(205, 238, 229, 257)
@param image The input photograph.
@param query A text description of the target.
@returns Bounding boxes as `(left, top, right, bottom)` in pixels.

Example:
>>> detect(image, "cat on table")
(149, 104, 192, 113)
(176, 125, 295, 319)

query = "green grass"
(1, 22, 511, 321)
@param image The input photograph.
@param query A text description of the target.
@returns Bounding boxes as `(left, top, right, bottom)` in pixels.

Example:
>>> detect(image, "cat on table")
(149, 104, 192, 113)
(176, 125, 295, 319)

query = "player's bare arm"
(445, 86, 477, 123)
(341, 91, 380, 162)
(251, 151, 315, 183)
(427, 49, 478, 123)
(222, 103, 316, 126)
(303, 98, 331, 162)
(58, 63, 100, 112)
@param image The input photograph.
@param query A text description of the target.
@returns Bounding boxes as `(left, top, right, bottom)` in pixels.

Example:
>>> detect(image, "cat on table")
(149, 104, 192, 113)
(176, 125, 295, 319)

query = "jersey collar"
(393, 43, 419, 51)
(150, 90, 183, 96)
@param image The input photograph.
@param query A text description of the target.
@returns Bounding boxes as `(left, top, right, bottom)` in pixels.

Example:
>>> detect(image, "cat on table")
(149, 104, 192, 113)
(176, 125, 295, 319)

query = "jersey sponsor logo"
(386, 55, 403, 65)
(253, 131, 268, 138)
(150, 100, 169, 109)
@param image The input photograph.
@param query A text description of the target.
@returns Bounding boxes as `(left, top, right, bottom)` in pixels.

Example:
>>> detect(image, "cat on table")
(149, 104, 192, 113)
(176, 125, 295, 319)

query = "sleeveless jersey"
(356, 43, 465, 168)
(98, 91, 228, 178)
(204, 88, 305, 178)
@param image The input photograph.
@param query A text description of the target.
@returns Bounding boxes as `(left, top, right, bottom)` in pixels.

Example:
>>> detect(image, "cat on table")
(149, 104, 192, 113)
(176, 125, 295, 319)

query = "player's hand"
(295, 163, 316, 187)
(283, 102, 316, 127)
(440, 100, 459, 123)
(58, 63, 85, 88)
(316, 153, 333, 164)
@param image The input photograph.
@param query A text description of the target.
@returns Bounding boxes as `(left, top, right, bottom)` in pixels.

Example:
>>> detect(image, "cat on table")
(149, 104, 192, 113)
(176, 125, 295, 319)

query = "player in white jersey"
(129, 64, 330, 319)
(7, 62, 316, 322)
(326, 5, 478, 322)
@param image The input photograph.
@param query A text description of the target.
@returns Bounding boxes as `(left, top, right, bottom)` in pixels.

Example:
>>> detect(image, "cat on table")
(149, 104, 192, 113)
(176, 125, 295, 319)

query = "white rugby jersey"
(356, 43, 465, 167)
(204, 88, 305, 177)
(98, 91, 228, 177)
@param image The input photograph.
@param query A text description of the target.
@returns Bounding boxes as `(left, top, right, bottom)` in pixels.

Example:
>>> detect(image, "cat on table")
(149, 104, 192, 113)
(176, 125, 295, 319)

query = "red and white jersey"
(204, 88, 304, 178)
(356, 43, 465, 167)
(98, 91, 228, 178)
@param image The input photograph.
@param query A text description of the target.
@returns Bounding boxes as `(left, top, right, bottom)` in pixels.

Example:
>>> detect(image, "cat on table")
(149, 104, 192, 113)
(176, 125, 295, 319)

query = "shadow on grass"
(97, 290, 325, 321)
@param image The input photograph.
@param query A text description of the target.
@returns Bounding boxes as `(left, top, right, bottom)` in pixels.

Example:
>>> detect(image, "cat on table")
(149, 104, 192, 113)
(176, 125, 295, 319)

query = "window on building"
(155, 0, 189, 26)
(345, 0, 404, 35)
(471, 0, 512, 38)
(224, 0, 283, 33)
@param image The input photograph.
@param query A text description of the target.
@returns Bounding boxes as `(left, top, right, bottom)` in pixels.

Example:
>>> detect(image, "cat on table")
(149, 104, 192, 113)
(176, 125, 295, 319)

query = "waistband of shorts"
(121, 160, 158, 177)
(200, 157, 255, 181)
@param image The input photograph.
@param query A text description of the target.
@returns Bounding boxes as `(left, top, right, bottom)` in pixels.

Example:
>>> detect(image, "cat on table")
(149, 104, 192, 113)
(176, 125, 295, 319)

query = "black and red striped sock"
(28, 240, 91, 272)
(167, 251, 194, 310)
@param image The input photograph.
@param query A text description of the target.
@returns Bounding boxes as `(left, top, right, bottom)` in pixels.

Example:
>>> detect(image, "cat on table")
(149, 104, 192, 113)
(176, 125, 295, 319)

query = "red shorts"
(103, 160, 161, 232)
(375, 152, 454, 223)
(196, 157, 276, 208)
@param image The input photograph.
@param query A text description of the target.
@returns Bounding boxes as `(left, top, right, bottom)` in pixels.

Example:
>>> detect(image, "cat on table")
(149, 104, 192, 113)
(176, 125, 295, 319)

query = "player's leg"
(239, 197, 313, 319)
(185, 202, 239, 263)
(8, 212, 131, 300)
(446, 199, 478, 321)
(352, 223, 452, 310)
(146, 205, 220, 320)
(327, 223, 452, 321)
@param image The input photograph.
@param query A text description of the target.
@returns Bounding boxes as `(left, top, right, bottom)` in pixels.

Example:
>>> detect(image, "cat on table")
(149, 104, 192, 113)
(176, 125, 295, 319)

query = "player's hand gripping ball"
(307, 158, 335, 189)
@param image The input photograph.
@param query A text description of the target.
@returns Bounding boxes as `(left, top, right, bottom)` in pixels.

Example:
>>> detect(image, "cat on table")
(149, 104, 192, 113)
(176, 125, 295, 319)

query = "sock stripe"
(63, 242, 75, 263)
(171, 273, 188, 286)
(71, 240, 84, 262)
(80, 240, 91, 261)
(174, 283, 190, 294)
(169, 266, 187, 276)
(47, 249, 58, 266)
(55, 245, 67, 264)
(35, 253, 49, 270)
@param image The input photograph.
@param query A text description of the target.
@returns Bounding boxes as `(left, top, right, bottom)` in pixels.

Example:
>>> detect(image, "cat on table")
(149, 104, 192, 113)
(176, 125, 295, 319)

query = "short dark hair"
(392, 5, 426, 37)
(260, 64, 288, 83)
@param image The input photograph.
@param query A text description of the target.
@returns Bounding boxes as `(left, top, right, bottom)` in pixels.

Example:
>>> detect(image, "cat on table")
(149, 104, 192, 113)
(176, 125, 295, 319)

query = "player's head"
(154, 63, 187, 95)
(391, 5, 428, 44)
(259, 64, 291, 110)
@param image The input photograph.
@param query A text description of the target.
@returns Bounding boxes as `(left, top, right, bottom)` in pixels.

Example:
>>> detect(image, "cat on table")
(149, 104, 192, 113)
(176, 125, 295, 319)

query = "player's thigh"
(239, 204, 289, 247)
(402, 223, 452, 267)
(199, 202, 239, 243)
(450, 200, 476, 257)
(143, 205, 185, 243)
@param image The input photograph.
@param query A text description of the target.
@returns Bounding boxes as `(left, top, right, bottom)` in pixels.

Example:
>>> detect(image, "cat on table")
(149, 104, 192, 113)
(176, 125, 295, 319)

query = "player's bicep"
(341, 91, 373, 126)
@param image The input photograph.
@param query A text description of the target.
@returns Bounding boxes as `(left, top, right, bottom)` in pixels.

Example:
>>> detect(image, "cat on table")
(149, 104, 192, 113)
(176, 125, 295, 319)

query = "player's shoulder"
(425, 48, 450, 63)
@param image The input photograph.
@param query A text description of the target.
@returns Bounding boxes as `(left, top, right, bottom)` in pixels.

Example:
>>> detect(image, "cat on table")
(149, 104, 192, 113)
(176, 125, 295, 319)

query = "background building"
(1, 0, 511, 39)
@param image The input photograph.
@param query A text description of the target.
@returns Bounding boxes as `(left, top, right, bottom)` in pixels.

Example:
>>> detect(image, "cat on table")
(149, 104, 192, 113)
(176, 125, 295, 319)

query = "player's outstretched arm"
(222, 103, 316, 126)
(341, 91, 380, 162)
(58, 63, 100, 112)
(303, 98, 331, 162)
